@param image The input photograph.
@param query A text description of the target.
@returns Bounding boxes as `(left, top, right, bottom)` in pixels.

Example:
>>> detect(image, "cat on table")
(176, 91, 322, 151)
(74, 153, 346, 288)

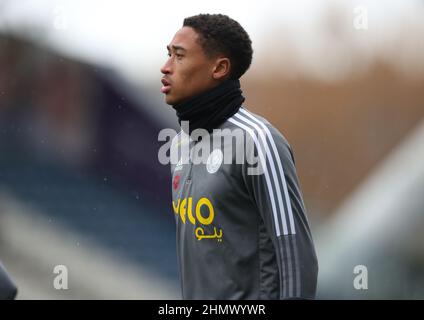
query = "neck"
(172, 79, 245, 135)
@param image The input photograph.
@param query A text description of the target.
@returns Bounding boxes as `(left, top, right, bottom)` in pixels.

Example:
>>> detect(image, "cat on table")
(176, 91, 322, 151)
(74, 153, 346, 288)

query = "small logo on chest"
(206, 149, 223, 174)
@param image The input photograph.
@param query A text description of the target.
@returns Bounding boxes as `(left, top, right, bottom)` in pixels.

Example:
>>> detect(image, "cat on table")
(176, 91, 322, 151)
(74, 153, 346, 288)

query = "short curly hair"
(183, 14, 253, 80)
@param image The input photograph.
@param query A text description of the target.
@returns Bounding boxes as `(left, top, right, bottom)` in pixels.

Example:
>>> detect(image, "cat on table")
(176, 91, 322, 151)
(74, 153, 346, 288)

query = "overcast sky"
(1, 0, 423, 84)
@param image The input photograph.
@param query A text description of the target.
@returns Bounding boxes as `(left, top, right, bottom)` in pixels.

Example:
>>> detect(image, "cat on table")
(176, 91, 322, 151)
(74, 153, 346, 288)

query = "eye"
(167, 52, 171, 57)
(175, 53, 183, 59)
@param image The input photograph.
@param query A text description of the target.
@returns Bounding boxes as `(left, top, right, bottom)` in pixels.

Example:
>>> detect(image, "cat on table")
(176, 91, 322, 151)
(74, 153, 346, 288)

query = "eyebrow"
(166, 45, 187, 52)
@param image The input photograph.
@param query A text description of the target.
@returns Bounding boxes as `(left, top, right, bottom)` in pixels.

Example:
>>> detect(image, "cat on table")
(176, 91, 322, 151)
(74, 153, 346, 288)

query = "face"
(160, 27, 227, 105)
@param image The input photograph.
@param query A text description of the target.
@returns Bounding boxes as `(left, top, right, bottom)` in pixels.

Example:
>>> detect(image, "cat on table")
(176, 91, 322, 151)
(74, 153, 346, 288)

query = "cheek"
(178, 64, 197, 82)
(179, 64, 210, 89)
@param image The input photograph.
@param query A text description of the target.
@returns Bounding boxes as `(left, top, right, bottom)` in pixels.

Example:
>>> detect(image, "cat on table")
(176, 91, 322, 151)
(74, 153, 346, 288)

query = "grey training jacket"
(170, 107, 318, 300)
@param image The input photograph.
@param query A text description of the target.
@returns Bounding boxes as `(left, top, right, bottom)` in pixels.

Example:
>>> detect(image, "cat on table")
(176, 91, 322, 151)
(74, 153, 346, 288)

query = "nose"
(160, 58, 172, 75)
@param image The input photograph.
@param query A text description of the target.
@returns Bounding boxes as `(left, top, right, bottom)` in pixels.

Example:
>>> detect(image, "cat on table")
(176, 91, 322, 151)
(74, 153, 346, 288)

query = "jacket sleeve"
(0, 261, 18, 300)
(242, 125, 318, 299)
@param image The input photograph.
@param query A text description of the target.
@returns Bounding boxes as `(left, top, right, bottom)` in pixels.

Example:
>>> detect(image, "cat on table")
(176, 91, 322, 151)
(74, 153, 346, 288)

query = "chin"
(165, 95, 175, 105)
(165, 95, 183, 106)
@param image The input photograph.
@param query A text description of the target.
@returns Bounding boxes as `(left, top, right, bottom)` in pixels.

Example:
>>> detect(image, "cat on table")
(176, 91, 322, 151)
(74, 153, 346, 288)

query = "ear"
(212, 57, 231, 80)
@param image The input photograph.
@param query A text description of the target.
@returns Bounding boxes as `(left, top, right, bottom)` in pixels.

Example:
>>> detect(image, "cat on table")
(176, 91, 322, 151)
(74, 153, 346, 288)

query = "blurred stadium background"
(0, 0, 423, 299)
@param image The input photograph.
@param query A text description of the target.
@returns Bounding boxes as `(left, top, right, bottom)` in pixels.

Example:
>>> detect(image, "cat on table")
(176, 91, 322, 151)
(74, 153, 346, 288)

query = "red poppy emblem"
(173, 175, 181, 190)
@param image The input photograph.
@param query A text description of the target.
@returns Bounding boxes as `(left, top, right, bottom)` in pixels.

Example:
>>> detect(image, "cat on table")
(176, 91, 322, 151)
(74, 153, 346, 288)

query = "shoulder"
(226, 107, 293, 153)
(170, 130, 182, 149)
(225, 107, 297, 167)
(170, 130, 192, 151)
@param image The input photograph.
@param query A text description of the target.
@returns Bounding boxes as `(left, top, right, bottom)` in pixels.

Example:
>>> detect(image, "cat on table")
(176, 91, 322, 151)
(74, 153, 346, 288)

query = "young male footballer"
(160, 14, 318, 299)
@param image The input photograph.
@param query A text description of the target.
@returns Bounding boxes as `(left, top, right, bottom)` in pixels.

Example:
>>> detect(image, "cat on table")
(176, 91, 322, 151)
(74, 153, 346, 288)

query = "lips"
(161, 78, 171, 94)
